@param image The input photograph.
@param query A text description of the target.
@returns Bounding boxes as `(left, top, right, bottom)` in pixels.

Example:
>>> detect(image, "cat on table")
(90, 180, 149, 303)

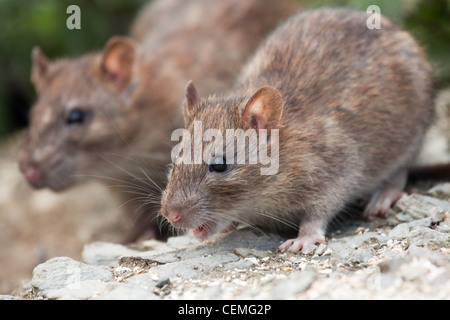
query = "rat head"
(18, 37, 142, 191)
(161, 82, 284, 239)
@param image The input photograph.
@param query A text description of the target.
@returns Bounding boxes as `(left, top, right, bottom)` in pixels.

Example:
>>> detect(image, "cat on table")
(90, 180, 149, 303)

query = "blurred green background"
(0, 0, 449, 139)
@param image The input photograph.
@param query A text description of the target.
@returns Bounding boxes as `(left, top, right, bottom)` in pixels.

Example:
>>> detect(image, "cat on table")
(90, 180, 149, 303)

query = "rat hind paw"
(363, 169, 407, 217)
(279, 234, 326, 253)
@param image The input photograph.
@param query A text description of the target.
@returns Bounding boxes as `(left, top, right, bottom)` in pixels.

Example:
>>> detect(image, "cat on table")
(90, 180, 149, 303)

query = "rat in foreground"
(160, 8, 435, 252)
(17, 0, 299, 242)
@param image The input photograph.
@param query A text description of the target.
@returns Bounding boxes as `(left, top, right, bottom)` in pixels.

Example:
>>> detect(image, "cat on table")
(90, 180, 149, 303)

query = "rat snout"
(17, 145, 46, 187)
(22, 163, 42, 183)
(163, 208, 182, 223)
(161, 194, 202, 228)
(18, 158, 44, 186)
(18, 141, 77, 191)
(161, 205, 190, 228)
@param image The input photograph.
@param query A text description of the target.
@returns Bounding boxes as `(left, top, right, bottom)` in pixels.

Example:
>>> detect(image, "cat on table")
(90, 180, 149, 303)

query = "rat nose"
(22, 164, 42, 183)
(164, 208, 182, 223)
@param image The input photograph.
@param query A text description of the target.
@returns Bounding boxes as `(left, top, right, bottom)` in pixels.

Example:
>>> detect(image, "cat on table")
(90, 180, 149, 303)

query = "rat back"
(237, 8, 434, 195)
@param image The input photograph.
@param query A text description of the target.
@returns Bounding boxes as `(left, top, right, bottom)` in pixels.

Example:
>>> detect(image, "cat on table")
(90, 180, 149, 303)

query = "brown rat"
(160, 8, 435, 252)
(17, 0, 299, 242)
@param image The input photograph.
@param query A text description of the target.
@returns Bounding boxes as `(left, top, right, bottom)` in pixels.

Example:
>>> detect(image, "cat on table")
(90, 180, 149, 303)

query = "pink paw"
(279, 235, 326, 253)
(363, 188, 404, 217)
(363, 169, 407, 217)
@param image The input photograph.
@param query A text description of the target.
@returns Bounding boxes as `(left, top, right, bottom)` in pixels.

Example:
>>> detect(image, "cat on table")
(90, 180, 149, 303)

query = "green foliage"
(404, 0, 450, 86)
(0, 0, 148, 136)
(305, 0, 450, 86)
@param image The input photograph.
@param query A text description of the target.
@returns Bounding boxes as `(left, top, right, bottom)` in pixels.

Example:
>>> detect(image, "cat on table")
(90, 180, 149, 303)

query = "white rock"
(31, 257, 113, 299)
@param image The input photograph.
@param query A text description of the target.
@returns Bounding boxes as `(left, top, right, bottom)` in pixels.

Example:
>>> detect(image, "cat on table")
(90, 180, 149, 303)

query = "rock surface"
(11, 184, 450, 300)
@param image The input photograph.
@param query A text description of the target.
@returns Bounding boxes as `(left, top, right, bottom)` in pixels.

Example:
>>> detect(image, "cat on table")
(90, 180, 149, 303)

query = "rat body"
(18, 0, 299, 242)
(160, 8, 434, 252)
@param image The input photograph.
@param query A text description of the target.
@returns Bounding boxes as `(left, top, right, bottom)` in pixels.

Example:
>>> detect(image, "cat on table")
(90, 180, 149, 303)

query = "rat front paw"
(279, 234, 326, 253)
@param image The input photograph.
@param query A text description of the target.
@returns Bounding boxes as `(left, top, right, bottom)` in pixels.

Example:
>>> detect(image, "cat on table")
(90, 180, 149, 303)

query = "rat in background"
(160, 8, 435, 252)
(17, 0, 299, 242)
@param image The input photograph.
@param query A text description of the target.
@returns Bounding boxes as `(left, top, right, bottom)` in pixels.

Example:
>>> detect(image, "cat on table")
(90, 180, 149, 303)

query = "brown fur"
(161, 8, 435, 250)
(18, 0, 300, 242)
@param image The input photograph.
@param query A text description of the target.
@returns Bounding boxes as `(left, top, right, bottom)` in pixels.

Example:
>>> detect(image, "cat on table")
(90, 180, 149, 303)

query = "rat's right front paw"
(279, 234, 326, 253)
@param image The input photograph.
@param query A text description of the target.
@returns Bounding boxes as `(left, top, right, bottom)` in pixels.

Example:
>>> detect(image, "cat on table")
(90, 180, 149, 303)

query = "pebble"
(314, 243, 328, 256)
(427, 183, 450, 199)
(31, 257, 113, 299)
(155, 277, 171, 289)
(389, 223, 410, 240)
(394, 194, 450, 220)
(301, 243, 317, 255)
(407, 227, 450, 250)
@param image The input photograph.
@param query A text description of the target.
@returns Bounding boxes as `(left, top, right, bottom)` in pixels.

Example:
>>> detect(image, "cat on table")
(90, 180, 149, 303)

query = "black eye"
(66, 109, 85, 125)
(209, 157, 227, 173)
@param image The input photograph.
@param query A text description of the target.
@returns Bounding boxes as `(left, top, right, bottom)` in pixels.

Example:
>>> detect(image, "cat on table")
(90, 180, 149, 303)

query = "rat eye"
(209, 156, 227, 173)
(66, 109, 85, 125)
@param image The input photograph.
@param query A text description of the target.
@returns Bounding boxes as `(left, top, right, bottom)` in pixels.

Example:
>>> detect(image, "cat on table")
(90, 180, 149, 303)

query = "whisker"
(139, 167, 163, 192)
(203, 210, 268, 237)
(98, 155, 156, 188)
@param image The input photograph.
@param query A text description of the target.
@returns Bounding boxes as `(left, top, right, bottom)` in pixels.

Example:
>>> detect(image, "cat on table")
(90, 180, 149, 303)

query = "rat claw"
(279, 235, 326, 253)
(278, 239, 295, 251)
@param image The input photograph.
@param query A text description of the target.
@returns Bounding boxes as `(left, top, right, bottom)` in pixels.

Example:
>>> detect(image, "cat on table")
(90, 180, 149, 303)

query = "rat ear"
(183, 80, 201, 123)
(99, 37, 138, 93)
(242, 87, 283, 132)
(31, 46, 50, 92)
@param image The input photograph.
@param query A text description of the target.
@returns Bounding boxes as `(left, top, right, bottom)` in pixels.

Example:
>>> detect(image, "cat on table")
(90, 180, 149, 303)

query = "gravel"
(8, 182, 450, 300)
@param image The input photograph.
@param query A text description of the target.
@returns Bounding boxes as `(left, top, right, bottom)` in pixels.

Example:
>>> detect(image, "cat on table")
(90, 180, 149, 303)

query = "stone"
(31, 257, 113, 299)
(234, 247, 271, 259)
(314, 243, 328, 256)
(224, 259, 257, 271)
(82, 242, 141, 266)
(120, 228, 281, 268)
(407, 227, 450, 250)
(0, 295, 23, 300)
(93, 282, 156, 300)
(395, 213, 414, 222)
(44, 279, 109, 300)
(166, 234, 197, 248)
(436, 222, 450, 233)
(407, 245, 450, 268)
(328, 231, 388, 262)
(272, 271, 315, 299)
(394, 194, 450, 220)
(234, 248, 253, 258)
(155, 277, 171, 289)
(349, 248, 374, 264)
(427, 183, 450, 199)
(301, 243, 317, 255)
(430, 209, 446, 223)
(407, 217, 433, 228)
(125, 252, 239, 291)
(389, 223, 410, 240)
